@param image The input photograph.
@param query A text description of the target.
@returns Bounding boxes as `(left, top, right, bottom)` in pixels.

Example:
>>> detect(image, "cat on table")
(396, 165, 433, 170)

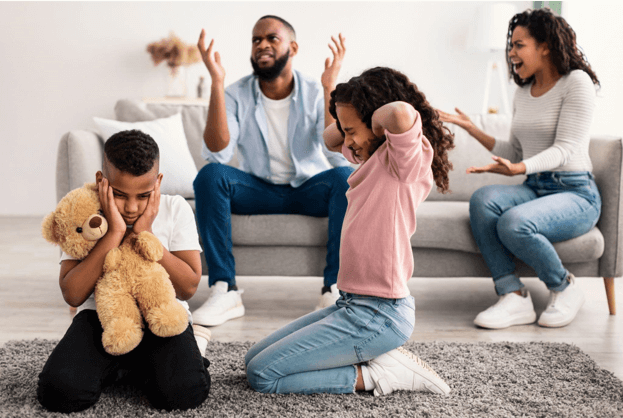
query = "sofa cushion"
(412, 201, 605, 263)
(187, 199, 605, 263)
(94, 113, 198, 198)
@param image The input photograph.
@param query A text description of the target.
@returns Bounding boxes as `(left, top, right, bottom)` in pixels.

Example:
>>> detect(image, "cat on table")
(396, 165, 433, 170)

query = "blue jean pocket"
(381, 299, 415, 341)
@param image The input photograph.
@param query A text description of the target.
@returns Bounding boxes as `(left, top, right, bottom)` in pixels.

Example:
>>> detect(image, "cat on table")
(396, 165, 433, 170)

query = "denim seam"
(355, 319, 393, 363)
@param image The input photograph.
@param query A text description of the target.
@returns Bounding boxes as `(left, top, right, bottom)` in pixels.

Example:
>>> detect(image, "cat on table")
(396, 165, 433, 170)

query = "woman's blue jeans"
(469, 171, 601, 296)
(245, 292, 416, 394)
(193, 163, 353, 288)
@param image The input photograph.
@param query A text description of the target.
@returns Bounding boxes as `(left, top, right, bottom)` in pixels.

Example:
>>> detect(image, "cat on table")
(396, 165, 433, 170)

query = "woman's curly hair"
(506, 8, 599, 87)
(329, 67, 454, 193)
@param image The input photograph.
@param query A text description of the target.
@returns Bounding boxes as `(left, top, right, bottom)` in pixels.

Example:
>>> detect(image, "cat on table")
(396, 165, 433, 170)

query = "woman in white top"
(438, 8, 601, 329)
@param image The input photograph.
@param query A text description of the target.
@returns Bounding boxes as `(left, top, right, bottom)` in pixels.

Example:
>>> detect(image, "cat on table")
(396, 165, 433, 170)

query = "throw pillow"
(93, 113, 197, 198)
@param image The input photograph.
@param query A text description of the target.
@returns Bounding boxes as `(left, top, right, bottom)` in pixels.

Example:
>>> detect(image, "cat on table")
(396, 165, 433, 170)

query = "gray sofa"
(56, 99, 620, 315)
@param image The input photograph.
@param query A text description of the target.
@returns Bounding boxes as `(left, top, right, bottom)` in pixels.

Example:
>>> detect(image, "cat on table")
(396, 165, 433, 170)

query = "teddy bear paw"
(134, 232, 164, 262)
(145, 303, 189, 338)
(102, 317, 144, 356)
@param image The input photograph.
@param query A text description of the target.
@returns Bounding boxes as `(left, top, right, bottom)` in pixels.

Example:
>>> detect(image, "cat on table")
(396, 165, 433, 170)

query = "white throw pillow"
(93, 113, 197, 198)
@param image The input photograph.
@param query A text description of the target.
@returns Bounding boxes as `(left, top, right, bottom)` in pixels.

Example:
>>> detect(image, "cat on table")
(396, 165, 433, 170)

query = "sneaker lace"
(396, 347, 441, 379)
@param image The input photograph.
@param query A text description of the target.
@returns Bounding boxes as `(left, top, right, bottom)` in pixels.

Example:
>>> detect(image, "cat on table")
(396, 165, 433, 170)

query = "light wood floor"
(1, 216, 621, 379)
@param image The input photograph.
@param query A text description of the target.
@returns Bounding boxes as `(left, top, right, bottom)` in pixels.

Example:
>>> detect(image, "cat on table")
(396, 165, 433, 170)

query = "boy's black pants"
(37, 310, 210, 413)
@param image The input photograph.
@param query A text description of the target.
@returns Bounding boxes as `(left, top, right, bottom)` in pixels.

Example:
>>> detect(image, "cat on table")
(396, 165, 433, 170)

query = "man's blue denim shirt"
(201, 70, 351, 188)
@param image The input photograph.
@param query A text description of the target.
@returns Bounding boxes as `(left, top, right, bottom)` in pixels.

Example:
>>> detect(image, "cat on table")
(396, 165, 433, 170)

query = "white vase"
(166, 66, 187, 97)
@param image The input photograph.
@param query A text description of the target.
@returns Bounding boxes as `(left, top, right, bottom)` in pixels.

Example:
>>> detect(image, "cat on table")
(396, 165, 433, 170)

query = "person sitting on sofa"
(438, 8, 601, 329)
(192, 15, 354, 326)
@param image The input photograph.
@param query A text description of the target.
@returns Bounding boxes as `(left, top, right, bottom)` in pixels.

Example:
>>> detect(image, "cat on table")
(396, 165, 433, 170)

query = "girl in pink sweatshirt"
(245, 67, 455, 397)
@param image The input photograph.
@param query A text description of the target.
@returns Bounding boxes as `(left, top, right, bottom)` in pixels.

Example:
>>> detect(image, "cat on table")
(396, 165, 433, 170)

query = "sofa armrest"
(56, 130, 104, 202)
(590, 136, 623, 278)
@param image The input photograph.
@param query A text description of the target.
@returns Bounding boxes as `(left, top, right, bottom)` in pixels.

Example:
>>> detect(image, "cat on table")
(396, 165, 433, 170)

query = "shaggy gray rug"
(1, 339, 622, 417)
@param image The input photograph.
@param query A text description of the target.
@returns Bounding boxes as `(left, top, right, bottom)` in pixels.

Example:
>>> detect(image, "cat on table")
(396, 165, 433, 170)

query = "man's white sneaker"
(367, 346, 451, 396)
(474, 289, 537, 329)
(192, 281, 245, 326)
(192, 324, 211, 357)
(315, 283, 339, 310)
(538, 274, 585, 328)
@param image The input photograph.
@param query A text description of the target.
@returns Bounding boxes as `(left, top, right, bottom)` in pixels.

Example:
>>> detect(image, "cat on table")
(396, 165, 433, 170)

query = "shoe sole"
(474, 310, 537, 330)
(537, 295, 585, 328)
(193, 305, 245, 327)
(383, 348, 451, 395)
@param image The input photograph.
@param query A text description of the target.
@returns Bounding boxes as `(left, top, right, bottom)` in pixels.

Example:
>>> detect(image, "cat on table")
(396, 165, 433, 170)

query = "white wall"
(2, 1, 620, 216)
(563, 1, 623, 137)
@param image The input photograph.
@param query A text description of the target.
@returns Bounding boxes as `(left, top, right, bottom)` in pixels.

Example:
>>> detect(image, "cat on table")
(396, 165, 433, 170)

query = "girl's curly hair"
(506, 8, 599, 87)
(329, 67, 454, 193)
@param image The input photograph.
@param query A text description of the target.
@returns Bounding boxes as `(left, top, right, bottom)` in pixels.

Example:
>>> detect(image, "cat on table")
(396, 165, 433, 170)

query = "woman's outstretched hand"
(467, 156, 526, 176)
(437, 108, 496, 152)
(437, 108, 475, 132)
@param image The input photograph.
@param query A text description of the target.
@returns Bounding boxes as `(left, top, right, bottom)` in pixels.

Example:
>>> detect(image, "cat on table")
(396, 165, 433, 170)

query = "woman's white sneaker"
(538, 274, 585, 328)
(473, 289, 537, 329)
(366, 347, 451, 396)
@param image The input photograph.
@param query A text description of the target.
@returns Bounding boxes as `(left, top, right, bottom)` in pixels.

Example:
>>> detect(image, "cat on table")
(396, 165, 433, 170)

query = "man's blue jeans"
(469, 171, 601, 296)
(245, 292, 415, 394)
(193, 163, 353, 287)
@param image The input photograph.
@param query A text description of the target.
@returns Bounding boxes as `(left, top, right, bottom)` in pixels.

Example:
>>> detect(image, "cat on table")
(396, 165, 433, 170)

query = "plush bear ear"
(85, 182, 98, 193)
(41, 211, 59, 244)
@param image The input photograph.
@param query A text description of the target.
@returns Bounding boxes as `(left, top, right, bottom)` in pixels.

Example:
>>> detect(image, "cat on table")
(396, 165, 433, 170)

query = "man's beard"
(251, 49, 290, 81)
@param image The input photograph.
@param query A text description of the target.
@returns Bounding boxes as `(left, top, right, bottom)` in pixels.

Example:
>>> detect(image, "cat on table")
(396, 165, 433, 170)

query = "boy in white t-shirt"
(37, 130, 210, 413)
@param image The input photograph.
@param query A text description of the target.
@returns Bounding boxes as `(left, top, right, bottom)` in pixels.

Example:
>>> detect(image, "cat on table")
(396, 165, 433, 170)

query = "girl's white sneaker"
(366, 347, 451, 396)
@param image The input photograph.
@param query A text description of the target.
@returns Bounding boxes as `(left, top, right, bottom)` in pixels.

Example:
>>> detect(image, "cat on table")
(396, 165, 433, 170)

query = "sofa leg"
(604, 277, 616, 315)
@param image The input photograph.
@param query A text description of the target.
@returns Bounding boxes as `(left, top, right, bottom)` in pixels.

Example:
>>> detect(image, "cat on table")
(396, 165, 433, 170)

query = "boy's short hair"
(104, 130, 159, 176)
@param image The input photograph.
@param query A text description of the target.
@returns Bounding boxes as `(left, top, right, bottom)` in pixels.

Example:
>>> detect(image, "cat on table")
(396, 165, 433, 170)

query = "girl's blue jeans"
(469, 171, 601, 296)
(245, 292, 415, 394)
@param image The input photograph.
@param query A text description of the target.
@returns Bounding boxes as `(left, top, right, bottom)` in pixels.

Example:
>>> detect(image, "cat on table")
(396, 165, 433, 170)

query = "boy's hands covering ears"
(133, 174, 163, 235)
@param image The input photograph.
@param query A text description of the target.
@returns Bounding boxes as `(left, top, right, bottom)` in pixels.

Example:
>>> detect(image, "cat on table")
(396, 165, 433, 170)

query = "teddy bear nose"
(89, 216, 102, 228)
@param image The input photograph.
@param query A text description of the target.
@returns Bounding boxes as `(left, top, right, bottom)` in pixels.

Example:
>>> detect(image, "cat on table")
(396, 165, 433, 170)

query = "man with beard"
(192, 15, 353, 327)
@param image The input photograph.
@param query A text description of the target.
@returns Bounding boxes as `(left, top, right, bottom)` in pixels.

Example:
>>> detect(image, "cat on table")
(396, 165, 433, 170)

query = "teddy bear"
(42, 183, 189, 356)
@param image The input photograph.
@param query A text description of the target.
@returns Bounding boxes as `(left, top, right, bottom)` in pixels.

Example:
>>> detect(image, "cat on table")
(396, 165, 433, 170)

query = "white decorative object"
(93, 113, 198, 198)
(166, 66, 187, 98)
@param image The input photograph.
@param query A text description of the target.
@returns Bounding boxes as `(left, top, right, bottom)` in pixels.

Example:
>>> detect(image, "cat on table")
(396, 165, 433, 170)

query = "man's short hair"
(104, 130, 159, 176)
(257, 15, 296, 40)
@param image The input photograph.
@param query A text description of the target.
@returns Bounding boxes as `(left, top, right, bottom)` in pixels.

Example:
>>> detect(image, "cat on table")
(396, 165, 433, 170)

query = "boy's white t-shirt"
(60, 194, 202, 321)
(262, 90, 296, 184)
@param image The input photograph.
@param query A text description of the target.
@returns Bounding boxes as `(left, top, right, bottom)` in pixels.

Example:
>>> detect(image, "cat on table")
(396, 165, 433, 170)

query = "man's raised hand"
(198, 29, 225, 85)
(321, 33, 346, 92)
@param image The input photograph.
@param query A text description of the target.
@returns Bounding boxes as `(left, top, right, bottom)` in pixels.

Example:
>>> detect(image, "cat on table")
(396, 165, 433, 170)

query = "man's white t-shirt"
(262, 90, 296, 184)
(60, 194, 202, 321)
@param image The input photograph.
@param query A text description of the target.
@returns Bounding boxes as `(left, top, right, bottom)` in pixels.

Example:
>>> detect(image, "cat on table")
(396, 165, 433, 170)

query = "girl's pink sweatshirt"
(337, 112, 434, 299)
